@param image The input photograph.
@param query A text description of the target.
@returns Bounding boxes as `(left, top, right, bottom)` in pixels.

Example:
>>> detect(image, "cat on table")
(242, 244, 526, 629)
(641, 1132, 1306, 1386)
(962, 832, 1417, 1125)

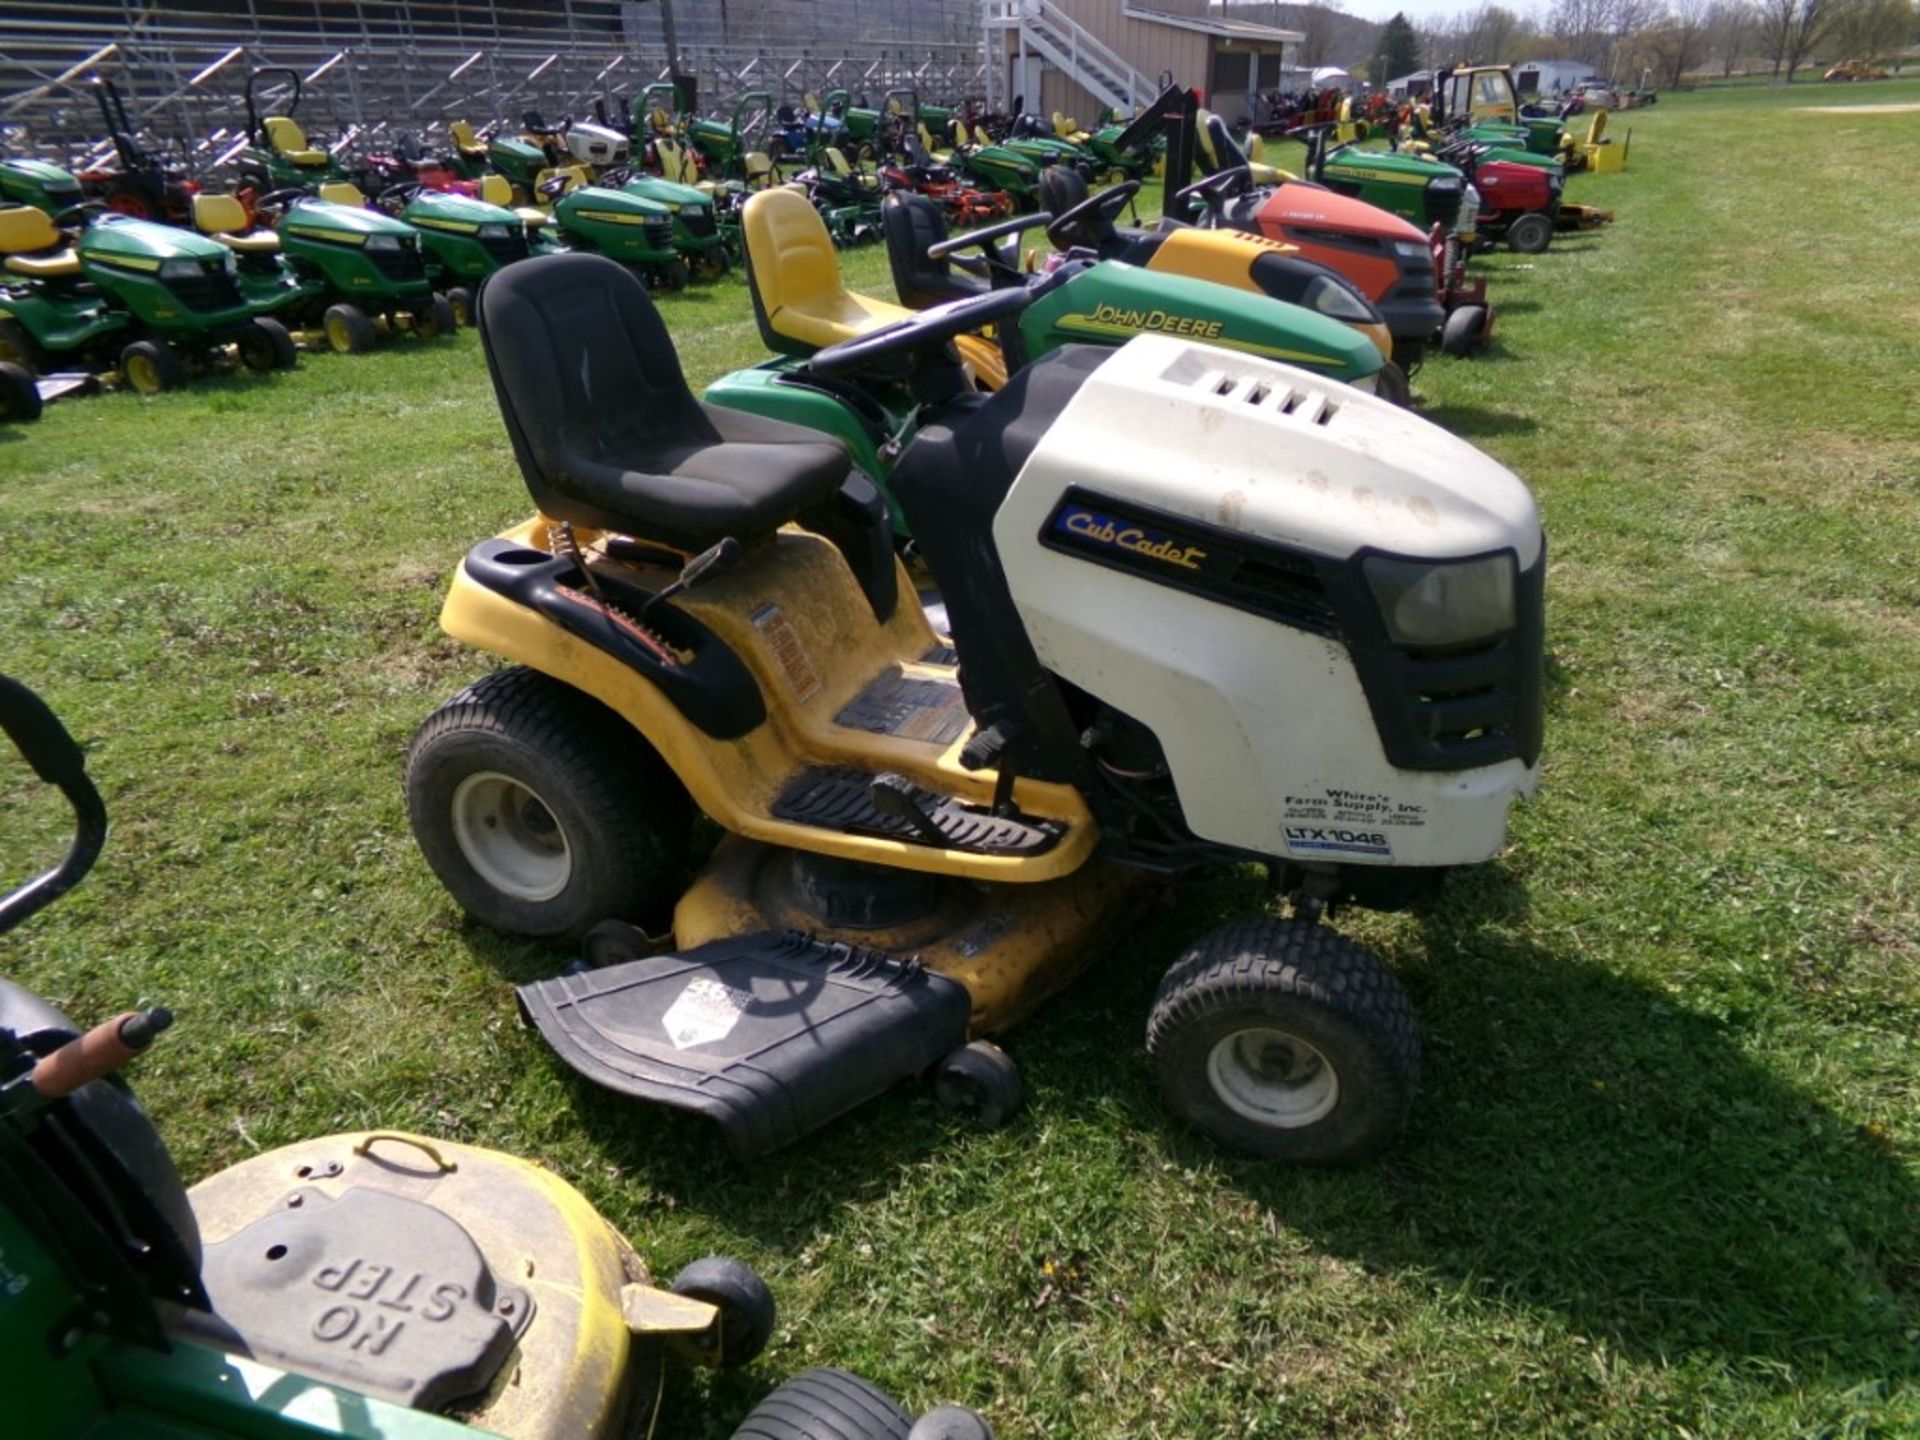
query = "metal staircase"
(982, 0, 1155, 116)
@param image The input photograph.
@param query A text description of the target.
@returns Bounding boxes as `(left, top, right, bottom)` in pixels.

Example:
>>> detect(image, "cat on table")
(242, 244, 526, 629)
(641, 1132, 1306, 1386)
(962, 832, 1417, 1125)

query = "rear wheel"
(446, 286, 475, 326)
(0, 361, 42, 423)
(0, 318, 44, 373)
(237, 318, 298, 372)
(1505, 211, 1553, 254)
(405, 666, 692, 939)
(1147, 918, 1420, 1164)
(323, 302, 378, 354)
(729, 1369, 912, 1440)
(119, 339, 185, 394)
(413, 292, 457, 339)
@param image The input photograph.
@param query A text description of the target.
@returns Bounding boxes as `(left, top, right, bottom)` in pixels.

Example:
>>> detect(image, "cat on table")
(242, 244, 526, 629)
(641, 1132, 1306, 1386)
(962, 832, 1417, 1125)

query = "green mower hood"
(404, 190, 524, 231)
(0, 158, 84, 213)
(279, 197, 416, 241)
(621, 175, 711, 209)
(80, 215, 231, 265)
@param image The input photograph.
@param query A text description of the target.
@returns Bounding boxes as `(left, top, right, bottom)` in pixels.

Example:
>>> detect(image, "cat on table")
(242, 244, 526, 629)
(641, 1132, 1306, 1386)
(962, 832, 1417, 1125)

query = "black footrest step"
(517, 931, 971, 1159)
(771, 766, 1060, 855)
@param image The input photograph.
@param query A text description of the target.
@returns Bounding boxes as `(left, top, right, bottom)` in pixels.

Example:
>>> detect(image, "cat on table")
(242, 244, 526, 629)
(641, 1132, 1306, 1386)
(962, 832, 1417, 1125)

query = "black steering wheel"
(52, 200, 108, 230)
(927, 209, 1052, 262)
(252, 187, 311, 218)
(1045, 178, 1139, 248)
(376, 181, 423, 211)
(808, 286, 1033, 379)
(1174, 167, 1251, 223)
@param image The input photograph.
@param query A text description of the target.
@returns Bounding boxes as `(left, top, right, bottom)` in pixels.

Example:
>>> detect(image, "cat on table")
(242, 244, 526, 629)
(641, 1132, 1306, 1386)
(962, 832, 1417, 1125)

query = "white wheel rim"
(1206, 1027, 1339, 1129)
(450, 771, 572, 902)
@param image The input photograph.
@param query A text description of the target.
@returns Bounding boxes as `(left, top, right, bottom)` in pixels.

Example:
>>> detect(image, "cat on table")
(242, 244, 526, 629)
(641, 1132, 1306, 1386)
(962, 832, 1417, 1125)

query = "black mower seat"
(881, 191, 984, 309)
(478, 253, 850, 551)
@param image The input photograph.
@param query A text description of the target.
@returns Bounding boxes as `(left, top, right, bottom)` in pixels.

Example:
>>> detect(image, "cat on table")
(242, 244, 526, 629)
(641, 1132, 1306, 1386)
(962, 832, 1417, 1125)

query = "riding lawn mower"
(402, 252, 1546, 1167)
(1, 675, 992, 1440)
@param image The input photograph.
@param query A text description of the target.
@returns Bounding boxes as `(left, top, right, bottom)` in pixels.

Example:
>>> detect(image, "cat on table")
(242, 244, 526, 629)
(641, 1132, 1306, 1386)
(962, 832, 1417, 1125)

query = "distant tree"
(1829, 0, 1917, 65)
(1648, 0, 1714, 83)
(1295, 2, 1348, 66)
(1705, 0, 1757, 73)
(1449, 3, 1526, 62)
(1754, 0, 1855, 80)
(1372, 11, 1423, 79)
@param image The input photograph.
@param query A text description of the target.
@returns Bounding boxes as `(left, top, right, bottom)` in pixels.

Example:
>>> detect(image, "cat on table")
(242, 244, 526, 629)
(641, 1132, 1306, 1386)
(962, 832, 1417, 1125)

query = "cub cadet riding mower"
(713, 186, 1381, 526)
(235, 68, 348, 197)
(2, 675, 993, 1440)
(0, 205, 299, 394)
(197, 190, 454, 353)
(404, 253, 1546, 1166)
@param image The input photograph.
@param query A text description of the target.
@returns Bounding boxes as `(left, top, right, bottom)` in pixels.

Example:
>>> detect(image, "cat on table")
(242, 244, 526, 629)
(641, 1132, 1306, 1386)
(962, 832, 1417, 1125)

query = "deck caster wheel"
(1439, 303, 1491, 358)
(582, 917, 653, 968)
(1505, 212, 1553, 254)
(1147, 918, 1420, 1164)
(670, 1256, 775, 1368)
(727, 1369, 912, 1440)
(934, 1040, 1023, 1131)
(909, 1407, 997, 1440)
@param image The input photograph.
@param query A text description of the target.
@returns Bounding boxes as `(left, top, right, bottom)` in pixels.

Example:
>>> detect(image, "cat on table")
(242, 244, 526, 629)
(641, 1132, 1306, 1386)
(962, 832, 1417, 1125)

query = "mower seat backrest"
(742, 187, 913, 356)
(743, 151, 776, 188)
(0, 204, 79, 276)
(194, 193, 282, 253)
(264, 115, 328, 166)
(824, 146, 853, 176)
(657, 139, 700, 185)
(477, 252, 849, 551)
(449, 119, 486, 155)
(318, 181, 366, 206)
(882, 191, 984, 309)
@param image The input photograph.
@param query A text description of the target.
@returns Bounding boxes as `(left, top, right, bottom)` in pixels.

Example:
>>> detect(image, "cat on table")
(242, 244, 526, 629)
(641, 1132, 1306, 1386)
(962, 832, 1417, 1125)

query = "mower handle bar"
(927, 210, 1052, 260)
(0, 675, 109, 937)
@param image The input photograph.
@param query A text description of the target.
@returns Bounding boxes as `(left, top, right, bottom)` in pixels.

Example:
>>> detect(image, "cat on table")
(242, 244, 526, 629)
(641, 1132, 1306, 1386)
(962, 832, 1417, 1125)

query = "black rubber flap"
(773, 767, 1061, 855)
(192, 1186, 531, 1410)
(518, 931, 972, 1159)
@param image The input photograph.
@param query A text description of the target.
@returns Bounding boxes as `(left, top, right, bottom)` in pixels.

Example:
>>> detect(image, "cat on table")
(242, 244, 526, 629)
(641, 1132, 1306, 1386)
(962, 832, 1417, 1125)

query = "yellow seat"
(192, 193, 281, 253)
(0, 203, 81, 276)
(741, 188, 1004, 388)
(478, 174, 513, 207)
(916, 123, 951, 162)
(743, 151, 777, 189)
(449, 119, 488, 160)
(264, 115, 330, 167)
(317, 181, 366, 207)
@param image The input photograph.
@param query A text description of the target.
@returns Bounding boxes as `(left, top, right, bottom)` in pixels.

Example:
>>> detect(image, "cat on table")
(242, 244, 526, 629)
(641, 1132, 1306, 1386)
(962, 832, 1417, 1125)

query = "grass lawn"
(4, 77, 1918, 1438)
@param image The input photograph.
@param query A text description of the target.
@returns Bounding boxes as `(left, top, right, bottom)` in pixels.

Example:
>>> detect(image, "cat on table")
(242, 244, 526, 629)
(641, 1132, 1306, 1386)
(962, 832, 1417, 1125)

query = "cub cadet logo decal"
(1074, 303, 1224, 341)
(1054, 505, 1207, 571)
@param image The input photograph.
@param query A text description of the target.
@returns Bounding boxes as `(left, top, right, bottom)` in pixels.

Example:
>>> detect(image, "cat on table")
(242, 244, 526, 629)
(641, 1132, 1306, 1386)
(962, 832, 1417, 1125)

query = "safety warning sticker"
(750, 602, 821, 703)
(662, 977, 755, 1050)
(835, 667, 972, 745)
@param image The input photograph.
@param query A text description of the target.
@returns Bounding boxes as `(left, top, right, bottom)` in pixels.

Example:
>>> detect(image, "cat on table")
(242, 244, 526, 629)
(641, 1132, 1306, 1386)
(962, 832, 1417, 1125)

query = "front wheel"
(446, 285, 475, 326)
(692, 245, 731, 281)
(413, 292, 457, 339)
(1505, 211, 1553, 254)
(405, 666, 692, 939)
(656, 258, 691, 291)
(1146, 918, 1420, 1164)
(323, 302, 378, 354)
(119, 338, 186, 394)
(0, 361, 41, 423)
(670, 1257, 776, 1368)
(238, 318, 299, 372)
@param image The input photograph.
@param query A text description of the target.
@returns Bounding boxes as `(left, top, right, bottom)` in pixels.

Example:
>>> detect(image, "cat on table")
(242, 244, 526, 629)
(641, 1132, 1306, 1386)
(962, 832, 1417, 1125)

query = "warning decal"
(750, 602, 822, 703)
(835, 667, 972, 745)
(662, 978, 754, 1050)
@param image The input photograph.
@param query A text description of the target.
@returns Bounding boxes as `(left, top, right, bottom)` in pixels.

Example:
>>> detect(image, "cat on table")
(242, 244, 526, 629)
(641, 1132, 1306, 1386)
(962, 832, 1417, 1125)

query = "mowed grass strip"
(2, 79, 1916, 1439)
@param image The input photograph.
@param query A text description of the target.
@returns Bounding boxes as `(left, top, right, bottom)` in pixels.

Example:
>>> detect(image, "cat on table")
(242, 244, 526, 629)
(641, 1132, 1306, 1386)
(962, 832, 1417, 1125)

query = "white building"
(1512, 60, 1592, 97)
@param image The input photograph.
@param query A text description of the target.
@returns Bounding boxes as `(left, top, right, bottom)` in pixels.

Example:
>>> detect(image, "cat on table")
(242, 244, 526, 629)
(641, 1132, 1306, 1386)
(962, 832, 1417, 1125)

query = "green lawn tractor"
(947, 130, 1045, 213)
(616, 172, 732, 279)
(0, 204, 299, 394)
(707, 187, 1382, 534)
(1290, 122, 1478, 235)
(686, 90, 780, 189)
(0, 155, 86, 216)
(235, 67, 348, 197)
(542, 182, 687, 291)
(196, 189, 454, 354)
(374, 184, 541, 324)
(1, 674, 995, 1440)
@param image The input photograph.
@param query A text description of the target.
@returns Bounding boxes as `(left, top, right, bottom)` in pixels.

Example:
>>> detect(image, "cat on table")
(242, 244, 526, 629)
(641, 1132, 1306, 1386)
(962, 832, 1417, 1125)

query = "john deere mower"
(1, 674, 992, 1440)
(0, 155, 86, 215)
(195, 189, 455, 353)
(0, 204, 299, 394)
(78, 76, 199, 224)
(374, 183, 540, 323)
(403, 253, 1546, 1166)
(236, 68, 348, 196)
(712, 187, 1381, 528)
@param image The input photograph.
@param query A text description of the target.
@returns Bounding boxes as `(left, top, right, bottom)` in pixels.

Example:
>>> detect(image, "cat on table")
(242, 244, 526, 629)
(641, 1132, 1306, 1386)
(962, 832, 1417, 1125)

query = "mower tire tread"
(1147, 918, 1420, 1164)
(405, 666, 690, 940)
(729, 1367, 913, 1440)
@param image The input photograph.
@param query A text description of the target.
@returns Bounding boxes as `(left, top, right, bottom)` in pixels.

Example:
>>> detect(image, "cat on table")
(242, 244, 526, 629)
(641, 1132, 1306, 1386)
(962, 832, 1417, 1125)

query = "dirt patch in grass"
(1799, 102, 1920, 114)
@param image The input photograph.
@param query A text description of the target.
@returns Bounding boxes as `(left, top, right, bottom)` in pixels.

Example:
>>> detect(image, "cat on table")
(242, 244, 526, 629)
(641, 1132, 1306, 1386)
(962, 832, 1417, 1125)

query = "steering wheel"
(1045, 178, 1139, 248)
(808, 287, 1034, 379)
(252, 187, 311, 218)
(52, 200, 108, 230)
(1173, 167, 1251, 224)
(376, 182, 423, 211)
(927, 209, 1052, 262)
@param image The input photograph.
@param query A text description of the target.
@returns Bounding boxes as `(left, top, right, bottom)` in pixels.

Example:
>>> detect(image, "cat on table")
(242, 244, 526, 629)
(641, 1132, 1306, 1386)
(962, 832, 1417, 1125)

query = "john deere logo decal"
(1053, 504, 1207, 571)
(1066, 303, 1225, 341)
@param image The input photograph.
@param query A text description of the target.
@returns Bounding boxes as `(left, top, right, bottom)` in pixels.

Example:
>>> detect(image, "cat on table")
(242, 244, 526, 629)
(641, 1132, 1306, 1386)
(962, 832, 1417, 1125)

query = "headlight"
(364, 234, 401, 252)
(1393, 239, 1430, 259)
(1364, 553, 1516, 647)
(1427, 176, 1463, 193)
(477, 223, 511, 239)
(159, 258, 206, 280)
(1302, 274, 1376, 324)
